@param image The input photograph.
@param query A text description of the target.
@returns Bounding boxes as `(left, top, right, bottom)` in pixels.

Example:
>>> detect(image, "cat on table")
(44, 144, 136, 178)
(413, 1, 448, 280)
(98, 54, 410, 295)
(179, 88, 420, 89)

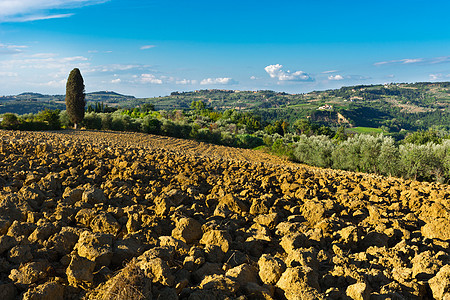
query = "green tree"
(36, 109, 61, 130)
(65, 68, 85, 129)
(404, 129, 442, 145)
(1, 113, 19, 129)
(191, 100, 206, 112)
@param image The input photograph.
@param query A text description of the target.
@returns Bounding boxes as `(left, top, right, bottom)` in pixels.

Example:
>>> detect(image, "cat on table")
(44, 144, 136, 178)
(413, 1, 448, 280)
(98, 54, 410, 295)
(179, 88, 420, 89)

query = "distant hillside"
(1, 82, 449, 131)
(86, 91, 135, 103)
(0, 91, 134, 114)
(122, 82, 450, 131)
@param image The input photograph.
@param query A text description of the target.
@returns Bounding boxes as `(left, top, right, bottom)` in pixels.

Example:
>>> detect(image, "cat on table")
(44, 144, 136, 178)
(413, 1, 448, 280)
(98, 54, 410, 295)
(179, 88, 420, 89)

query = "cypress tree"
(65, 68, 85, 129)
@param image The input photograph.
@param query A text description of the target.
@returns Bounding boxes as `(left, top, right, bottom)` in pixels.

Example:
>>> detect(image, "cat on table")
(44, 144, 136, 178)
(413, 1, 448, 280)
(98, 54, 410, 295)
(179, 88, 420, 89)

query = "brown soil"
(0, 129, 449, 300)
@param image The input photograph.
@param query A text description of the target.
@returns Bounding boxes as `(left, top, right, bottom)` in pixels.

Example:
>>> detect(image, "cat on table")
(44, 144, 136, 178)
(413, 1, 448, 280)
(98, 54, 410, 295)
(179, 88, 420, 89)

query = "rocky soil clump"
(0, 129, 449, 299)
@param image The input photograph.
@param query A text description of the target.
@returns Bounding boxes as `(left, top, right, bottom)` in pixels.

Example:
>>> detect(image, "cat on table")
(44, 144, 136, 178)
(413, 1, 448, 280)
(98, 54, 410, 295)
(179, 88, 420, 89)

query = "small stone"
(66, 254, 96, 288)
(280, 233, 308, 254)
(22, 281, 64, 300)
(9, 261, 48, 285)
(200, 274, 240, 294)
(225, 263, 258, 286)
(258, 254, 286, 285)
(74, 231, 113, 266)
(200, 230, 231, 253)
(429, 265, 450, 300)
(82, 188, 106, 205)
(346, 282, 371, 300)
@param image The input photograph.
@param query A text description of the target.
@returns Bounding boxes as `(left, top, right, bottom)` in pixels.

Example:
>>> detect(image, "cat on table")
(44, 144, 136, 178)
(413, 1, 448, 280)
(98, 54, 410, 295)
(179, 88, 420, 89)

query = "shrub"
(236, 134, 264, 149)
(111, 114, 127, 131)
(293, 135, 334, 168)
(1, 113, 19, 129)
(377, 136, 400, 176)
(161, 119, 192, 138)
(399, 141, 450, 182)
(332, 134, 390, 173)
(405, 130, 442, 145)
(110, 113, 141, 132)
(59, 110, 72, 128)
(36, 109, 61, 130)
(141, 115, 161, 134)
(220, 131, 235, 146)
(99, 113, 112, 130)
(83, 112, 102, 130)
(399, 143, 441, 181)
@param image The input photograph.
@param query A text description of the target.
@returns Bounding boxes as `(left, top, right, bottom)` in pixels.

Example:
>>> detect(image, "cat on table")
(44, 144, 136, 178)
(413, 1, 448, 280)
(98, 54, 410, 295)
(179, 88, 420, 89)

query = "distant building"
(318, 104, 333, 110)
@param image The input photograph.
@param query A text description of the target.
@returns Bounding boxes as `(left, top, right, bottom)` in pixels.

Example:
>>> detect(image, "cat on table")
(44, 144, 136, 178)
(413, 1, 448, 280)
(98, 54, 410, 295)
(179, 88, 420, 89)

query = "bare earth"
(0, 129, 449, 299)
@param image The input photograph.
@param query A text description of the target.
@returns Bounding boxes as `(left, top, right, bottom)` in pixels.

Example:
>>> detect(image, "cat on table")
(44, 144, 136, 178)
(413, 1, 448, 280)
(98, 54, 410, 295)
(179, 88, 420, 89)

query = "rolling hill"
(1, 82, 449, 131)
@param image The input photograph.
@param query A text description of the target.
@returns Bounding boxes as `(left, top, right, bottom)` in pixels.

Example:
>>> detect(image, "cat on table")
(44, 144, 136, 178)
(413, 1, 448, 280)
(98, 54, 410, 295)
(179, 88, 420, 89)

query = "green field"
(349, 127, 384, 134)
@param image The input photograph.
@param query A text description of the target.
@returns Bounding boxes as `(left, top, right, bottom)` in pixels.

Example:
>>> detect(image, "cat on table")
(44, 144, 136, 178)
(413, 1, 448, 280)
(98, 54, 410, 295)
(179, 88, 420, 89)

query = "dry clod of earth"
(0, 129, 449, 299)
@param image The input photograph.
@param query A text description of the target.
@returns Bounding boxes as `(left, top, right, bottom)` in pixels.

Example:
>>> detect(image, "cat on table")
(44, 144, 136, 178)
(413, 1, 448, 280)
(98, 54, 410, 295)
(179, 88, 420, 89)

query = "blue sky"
(0, 0, 449, 97)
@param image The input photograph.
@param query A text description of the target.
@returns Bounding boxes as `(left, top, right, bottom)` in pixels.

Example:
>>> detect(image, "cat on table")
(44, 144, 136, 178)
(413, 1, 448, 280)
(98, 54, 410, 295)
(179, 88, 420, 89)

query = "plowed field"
(0, 129, 449, 300)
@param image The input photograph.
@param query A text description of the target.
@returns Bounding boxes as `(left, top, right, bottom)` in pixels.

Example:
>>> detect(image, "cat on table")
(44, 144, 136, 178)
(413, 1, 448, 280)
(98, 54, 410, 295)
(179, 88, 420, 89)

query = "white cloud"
(264, 64, 313, 82)
(10, 13, 74, 22)
(176, 79, 197, 85)
(0, 43, 27, 55)
(431, 56, 450, 64)
(0, 55, 89, 71)
(250, 76, 258, 80)
(328, 74, 344, 81)
(200, 77, 237, 85)
(140, 74, 163, 84)
(375, 56, 450, 67)
(430, 74, 442, 80)
(111, 78, 121, 84)
(0, 53, 91, 91)
(30, 53, 57, 58)
(326, 74, 370, 81)
(140, 45, 156, 50)
(0, 72, 18, 77)
(88, 64, 145, 73)
(0, 0, 109, 23)
(322, 70, 338, 74)
(429, 73, 450, 81)
(41, 79, 66, 88)
(374, 58, 423, 66)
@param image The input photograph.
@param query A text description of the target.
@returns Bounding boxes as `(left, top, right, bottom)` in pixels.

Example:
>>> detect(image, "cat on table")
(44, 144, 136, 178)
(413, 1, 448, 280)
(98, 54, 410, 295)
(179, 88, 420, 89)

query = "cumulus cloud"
(0, 0, 109, 22)
(264, 64, 313, 82)
(111, 78, 121, 84)
(429, 73, 450, 81)
(200, 77, 237, 85)
(140, 74, 163, 84)
(327, 74, 370, 81)
(328, 74, 344, 81)
(140, 45, 156, 50)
